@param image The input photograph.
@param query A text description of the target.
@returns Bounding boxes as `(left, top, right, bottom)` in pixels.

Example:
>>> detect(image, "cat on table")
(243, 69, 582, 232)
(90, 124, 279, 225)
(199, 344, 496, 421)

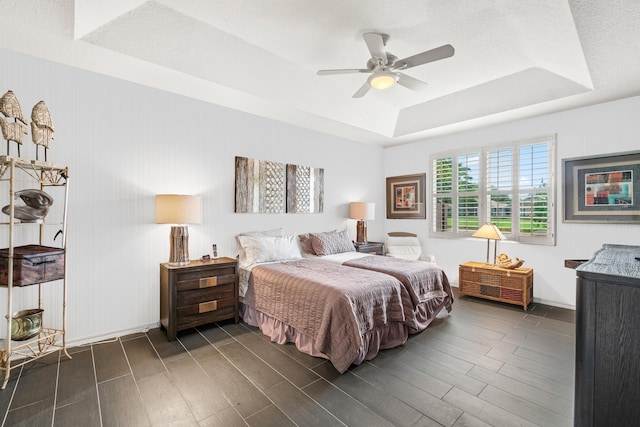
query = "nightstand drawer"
(176, 284, 235, 307)
(176, 297, 236, 328)
(176, 271, 236, 291)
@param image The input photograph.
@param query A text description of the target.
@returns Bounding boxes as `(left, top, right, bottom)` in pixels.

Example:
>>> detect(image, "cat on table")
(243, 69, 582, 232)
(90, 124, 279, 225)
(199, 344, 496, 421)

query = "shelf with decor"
(0, 156, 70, 389)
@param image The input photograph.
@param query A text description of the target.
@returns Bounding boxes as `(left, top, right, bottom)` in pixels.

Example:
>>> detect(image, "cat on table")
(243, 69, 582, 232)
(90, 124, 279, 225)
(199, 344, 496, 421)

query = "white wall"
(0, 48, 385, 344)
(384, 95, 640, 308)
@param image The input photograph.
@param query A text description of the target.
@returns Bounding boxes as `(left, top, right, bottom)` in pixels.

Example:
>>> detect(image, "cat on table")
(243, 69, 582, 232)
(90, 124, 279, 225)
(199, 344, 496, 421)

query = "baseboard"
(66, 321, 160, 348)
(531, 297, 575, 310)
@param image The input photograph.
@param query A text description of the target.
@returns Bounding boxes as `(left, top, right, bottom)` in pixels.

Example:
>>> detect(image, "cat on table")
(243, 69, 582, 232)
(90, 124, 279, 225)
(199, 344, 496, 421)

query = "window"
(430, 136, 555, 245)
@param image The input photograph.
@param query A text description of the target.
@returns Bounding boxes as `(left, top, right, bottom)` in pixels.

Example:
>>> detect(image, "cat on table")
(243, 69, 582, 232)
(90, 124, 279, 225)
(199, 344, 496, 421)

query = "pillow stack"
(236, 228, 302, 268)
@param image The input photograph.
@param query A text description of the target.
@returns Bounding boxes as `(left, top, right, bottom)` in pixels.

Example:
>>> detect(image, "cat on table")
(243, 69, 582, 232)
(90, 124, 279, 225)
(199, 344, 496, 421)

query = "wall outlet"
(212, 244, 218, 258)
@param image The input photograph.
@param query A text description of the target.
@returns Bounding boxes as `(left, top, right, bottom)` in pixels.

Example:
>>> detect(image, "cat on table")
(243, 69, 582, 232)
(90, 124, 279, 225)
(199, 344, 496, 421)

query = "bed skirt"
(410, 296, 451, 333)
(240, 303, 409, 371)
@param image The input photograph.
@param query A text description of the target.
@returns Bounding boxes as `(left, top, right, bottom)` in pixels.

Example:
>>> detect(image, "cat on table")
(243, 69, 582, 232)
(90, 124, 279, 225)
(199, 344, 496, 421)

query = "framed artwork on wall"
(386, 173, 426, 219)
(562, 150, 640, 223)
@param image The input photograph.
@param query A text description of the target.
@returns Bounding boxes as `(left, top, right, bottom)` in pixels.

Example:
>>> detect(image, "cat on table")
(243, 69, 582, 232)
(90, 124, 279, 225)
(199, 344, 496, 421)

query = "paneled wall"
(0, 48, 384, 344)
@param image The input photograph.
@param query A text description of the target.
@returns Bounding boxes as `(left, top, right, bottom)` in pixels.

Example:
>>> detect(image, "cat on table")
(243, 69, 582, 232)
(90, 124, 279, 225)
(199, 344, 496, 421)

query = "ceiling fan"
(317, 32, 454, 98)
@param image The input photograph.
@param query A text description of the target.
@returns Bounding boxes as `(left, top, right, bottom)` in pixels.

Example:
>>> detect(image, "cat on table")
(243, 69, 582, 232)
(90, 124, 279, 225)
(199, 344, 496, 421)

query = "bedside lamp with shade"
(156, 194, 202, 266)
(472, 222, 506, 264)
(349, 202, 375, 243)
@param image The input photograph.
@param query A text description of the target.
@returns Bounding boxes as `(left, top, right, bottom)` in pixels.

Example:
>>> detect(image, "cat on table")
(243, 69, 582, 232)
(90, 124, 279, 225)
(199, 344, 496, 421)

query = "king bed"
(236, 229, 453, 372)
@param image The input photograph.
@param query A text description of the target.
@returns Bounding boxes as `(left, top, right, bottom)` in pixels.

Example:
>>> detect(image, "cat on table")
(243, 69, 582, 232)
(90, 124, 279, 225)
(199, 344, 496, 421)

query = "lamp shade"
(472, 222, 506, 241)
(349, 202, 375, 220)
(156, 194, 202, 224)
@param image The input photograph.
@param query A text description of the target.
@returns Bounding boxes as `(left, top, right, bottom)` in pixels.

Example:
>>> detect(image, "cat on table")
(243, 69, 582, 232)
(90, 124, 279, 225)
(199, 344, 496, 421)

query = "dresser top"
(577, 244, 640, 279)
(162, 257, 236, 269)
(460, 261, 533, 274)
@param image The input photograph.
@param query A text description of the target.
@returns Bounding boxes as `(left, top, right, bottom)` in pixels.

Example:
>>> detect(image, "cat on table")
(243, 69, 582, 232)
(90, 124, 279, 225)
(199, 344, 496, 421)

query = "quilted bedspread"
(241, 258, 411, 372)
(343, 255, 454, 328)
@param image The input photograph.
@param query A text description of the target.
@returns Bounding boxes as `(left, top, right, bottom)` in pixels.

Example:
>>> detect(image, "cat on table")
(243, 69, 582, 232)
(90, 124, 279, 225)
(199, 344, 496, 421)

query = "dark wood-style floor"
(0, 289, 576, 426)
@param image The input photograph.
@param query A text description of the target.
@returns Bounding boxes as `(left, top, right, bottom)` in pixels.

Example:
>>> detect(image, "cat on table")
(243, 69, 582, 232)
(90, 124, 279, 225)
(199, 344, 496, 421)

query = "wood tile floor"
(0, 289, 576, 426)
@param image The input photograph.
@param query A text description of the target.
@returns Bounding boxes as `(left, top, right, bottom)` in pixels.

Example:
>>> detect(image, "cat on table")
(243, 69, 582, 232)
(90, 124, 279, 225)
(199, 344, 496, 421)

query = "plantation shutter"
(430, 135, 555, 245)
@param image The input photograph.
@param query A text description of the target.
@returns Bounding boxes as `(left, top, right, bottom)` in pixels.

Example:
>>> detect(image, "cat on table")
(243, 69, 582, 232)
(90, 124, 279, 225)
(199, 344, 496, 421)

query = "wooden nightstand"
(458, 261, 533, 310)
(353, 241, 384, 255)
(160, 257, 238, 340)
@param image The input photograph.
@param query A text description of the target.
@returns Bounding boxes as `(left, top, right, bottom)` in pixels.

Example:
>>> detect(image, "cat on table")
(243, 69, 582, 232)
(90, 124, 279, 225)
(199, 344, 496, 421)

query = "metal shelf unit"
(0, 156, 70, 389)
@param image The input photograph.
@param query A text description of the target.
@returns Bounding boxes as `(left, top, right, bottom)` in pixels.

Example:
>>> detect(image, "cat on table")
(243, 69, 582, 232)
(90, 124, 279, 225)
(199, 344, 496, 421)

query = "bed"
(300, 230, 454, 331)
(240, 258, 414, 372)
(236, 229, 453, 372)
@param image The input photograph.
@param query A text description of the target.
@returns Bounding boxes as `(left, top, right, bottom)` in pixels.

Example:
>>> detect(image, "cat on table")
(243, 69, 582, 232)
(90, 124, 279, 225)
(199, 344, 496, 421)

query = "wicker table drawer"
(160, 257, 238, 340)
(459, 261, 533, 310)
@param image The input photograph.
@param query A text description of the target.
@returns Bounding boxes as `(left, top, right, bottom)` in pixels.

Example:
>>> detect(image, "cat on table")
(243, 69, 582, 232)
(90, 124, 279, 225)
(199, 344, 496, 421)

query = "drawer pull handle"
(199, 300, 218, 313)
(199, 277, 218, 288)
(30, 259, 56, 266)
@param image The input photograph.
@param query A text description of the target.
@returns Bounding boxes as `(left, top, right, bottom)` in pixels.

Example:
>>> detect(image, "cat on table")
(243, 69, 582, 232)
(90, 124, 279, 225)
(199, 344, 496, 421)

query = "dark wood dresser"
(575, 244, 640, 426)
(160, 257, 238, 340)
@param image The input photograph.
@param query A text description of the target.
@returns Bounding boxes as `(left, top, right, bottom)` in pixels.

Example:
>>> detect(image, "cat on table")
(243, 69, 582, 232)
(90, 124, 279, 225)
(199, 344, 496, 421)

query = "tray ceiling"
(2, 0, 640, 146)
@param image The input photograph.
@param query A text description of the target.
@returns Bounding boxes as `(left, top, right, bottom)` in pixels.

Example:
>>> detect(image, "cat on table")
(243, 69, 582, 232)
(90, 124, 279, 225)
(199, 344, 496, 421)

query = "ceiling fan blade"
(352, 82, 371, 98)
(362, 32, 389, 65)
(392, 44, 455, 70)
(396, 72, 428, 91)
(317, 69, 370, 75)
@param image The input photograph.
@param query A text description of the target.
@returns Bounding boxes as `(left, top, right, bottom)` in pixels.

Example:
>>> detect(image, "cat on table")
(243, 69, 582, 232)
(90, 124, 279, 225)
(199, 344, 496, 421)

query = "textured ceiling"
(2, 0, 640, 146)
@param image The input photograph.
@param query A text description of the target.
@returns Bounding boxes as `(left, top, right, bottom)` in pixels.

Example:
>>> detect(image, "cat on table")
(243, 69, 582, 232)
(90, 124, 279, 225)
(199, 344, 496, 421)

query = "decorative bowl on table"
(11, 308, 43, 341)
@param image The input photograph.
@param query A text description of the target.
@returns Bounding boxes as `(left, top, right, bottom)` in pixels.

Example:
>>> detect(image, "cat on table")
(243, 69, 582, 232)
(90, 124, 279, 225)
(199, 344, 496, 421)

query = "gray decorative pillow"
(298, 233, 314, 254)
(310, 230, 355, 256)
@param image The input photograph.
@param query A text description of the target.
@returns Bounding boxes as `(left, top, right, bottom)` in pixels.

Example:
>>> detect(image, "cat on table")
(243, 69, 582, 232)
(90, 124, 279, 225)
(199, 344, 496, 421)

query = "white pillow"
(386, 245, 422, 260)
(386, 236, 422, 260)
(236, 228, 284, 266)
(386, 236, 421, 246)
(237, 235, 302, 268)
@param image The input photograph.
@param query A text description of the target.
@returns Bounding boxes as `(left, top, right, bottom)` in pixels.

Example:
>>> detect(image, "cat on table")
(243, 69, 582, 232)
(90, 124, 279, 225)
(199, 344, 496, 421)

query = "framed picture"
(386, 173, 426, 219)
(562, 150, 640, 223)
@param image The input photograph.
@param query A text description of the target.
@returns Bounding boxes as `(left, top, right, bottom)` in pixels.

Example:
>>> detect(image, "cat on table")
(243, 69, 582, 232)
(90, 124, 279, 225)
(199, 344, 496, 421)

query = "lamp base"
(168, 260, 190, 267)
(169, 225, 190, 266)
(355, 220, 368, 243)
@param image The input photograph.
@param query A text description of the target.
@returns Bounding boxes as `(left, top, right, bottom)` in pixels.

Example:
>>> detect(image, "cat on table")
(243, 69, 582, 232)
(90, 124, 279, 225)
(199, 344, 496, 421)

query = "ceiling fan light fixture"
(368, 70, 398, 89)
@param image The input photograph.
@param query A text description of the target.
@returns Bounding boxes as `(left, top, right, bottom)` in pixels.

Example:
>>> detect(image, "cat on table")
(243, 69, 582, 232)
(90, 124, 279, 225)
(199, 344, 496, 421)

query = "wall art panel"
(235, 156, 286, 213)
(286, 164, 324, 213)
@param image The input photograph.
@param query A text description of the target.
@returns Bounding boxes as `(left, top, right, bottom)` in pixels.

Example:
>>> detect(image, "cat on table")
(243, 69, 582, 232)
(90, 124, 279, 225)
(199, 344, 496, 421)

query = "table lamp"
(472, 222, 506, 264)
(349, 202, 375, 243)
(156, 194, 202, 266)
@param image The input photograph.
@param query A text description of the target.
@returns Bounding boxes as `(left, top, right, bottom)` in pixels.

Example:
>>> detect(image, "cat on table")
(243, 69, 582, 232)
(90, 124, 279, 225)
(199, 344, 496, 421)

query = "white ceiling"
(2, 0, 640, 147)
